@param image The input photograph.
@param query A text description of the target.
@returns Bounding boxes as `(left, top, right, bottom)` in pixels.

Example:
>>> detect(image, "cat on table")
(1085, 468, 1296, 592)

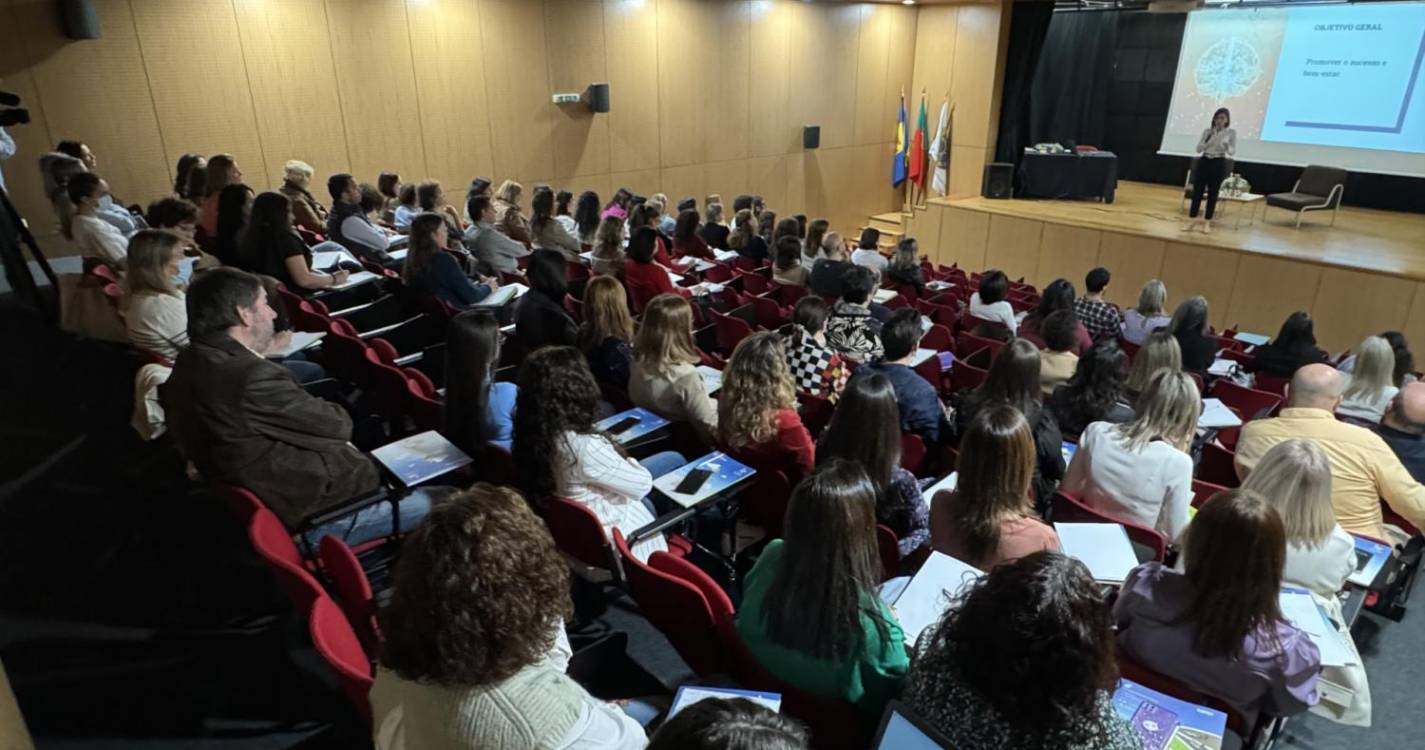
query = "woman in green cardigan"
(735, 459, 909, 713)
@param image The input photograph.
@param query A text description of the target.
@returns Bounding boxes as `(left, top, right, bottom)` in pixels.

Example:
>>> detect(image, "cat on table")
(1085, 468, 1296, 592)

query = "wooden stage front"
(907, 181, 1425, 355)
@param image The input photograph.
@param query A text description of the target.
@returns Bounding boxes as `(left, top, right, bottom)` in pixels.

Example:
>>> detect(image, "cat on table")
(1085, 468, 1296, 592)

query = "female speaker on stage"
(1184, 108, 1236, 235)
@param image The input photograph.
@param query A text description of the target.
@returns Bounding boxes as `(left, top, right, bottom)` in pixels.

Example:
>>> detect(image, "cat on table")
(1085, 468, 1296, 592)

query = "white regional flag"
(929, 99, 951, 195)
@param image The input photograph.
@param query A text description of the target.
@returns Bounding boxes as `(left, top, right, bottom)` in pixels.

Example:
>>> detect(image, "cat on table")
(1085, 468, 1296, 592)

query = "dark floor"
(1, 297, 1420, 748)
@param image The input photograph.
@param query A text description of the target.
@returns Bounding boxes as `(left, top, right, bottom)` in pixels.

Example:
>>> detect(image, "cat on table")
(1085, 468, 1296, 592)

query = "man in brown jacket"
(161, 267, 397, 540)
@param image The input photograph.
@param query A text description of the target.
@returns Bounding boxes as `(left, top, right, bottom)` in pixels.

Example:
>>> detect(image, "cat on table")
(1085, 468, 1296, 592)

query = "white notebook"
(907, 348, 937, 367)
(920, 472, 958, 506)
(697, 365, 723, 395)
(1198, 398, 1243, 429)
(329, 271, 381, 291)
(893, 551, 984, 644)
(1054, 522, 1139, 584)
(1278, 587, 1356, 667)
(872, 288, 898, 304)
(474, 282, 528, 307)
(267, 331, 326, 359)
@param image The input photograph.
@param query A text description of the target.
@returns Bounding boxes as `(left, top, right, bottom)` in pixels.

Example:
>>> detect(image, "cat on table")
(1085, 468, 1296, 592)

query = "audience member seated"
(146, 197, 215, 269)
(771, 236, 809, 287)
(699, 202, 730, 250)
(529, 185, 581, 260)
(1050, 339, 1134, 436)
(1061, 369, 1198, 541)
(808, 232, 851, 298)
(955, 339, 1066, 512)
(802, 218, 830, 269)
(630, 294, 719, 446)
(1115, 489, 1322, 719)
(601, 187, 632, 221)
(884, 238, 925, 296)
(646, 697, 808, 750)
(1169, 295, 1216, 375)
(624, 226, 687, 303)
(1377, 382, 1425, 483)
(671, 209, 712, 260)
(417, 179, 467, 246)
(630, 203, 676, 267)
(171, 153, 205, 203)
(756, 211, 780, 252)
(572, 190, 602, 245)
(778, 297, 849, 404)
(577, 275, 636, 390)
(122, 230, 189, 360)
(968, 269, 1018, 335)
(391, 183, 419, 232)
(1038, 309, 1082, 397)
(160, 268, 392, 538)
(1124, 330, 1182, 405)
(906, 552, 1140, 750)
(515, 249, 578, 351)
(370, 485, 646, 749)
(326, 173, 400, 268)
(1121, 278, 1172, 345)
(589, 215, 626, 278)
(1020, 279, 1093, 355)
(513, 347, 684, 562)
(460, 177, 492, 223)
(820, 373, 930, 557)
(444, 309, 517, 454)
(464, 194, 530, 275)
(492, 179, 532, 246)
(377, 171, 401, 223)
(825, 265, 884, 362)
(67, 172, 130, 266)
(850, 228, 886, 274)
(1074, 267, 1122, 343)
(402, 213, 496, 309)
(858, 308, 950, 443)
(1248, 311, 1330, 380)
(651, 193, 677, 235)
(199, 153, 242, 236)
(735, 459, 909, 713)
(237, 192, 348, 293)
(1235, 364, 1425, 540)
(728, 208, 770, 263)
(213, 183, 253, 267)
(1241, 440, 1354, 596)
(1337, 335, 1398, 423)
(278, 159, 328, 235)
(718, 332, 816, 483)
(932, 404, 1060, 569)
(179, 160, 207, 207)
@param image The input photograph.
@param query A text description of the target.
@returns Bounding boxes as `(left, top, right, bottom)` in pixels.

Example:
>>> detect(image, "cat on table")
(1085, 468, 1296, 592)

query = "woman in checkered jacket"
(778, 297, 849, 404)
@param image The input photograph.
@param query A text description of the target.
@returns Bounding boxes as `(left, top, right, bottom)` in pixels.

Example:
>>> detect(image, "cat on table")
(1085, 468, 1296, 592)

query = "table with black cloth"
(1017, 150, 1119, 202)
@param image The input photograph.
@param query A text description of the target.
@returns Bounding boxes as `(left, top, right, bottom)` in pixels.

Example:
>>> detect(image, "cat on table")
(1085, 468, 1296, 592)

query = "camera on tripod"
(0, 90, 30, 128)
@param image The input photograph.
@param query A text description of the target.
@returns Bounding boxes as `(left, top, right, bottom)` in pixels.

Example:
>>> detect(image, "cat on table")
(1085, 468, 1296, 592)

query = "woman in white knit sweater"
(123, 230, 190, 361)
(369, 485, 646, 749)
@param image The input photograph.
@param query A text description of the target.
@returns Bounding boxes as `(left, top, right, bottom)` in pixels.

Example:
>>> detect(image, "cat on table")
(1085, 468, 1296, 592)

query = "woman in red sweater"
(624, 227, 689, 311)
(717, 331, 816, 484)
(672, 209, 713, 259)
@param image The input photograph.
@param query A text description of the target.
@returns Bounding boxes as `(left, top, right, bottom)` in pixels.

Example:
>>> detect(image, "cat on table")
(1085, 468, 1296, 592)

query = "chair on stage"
(1266, 165, 1347, 228)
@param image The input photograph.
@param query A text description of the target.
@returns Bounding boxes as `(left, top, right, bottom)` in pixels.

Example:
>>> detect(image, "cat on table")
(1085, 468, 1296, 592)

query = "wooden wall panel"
(603, 0, 660, 175)
(407, 0, 494, 192)
(748, 0, 795, 158)
(608, 169, 662, 201)
(910, 7, 957, 116)
(939, 206, 989, 271)
(545, 0, 610, 182)
(1036, 224, 1101, 290)
(910, 203, 945, 266)
(1223, 256, 1321, 338)
(1096, 233, 1166, 311)
(657, 0, 749, 167)
(948, 3, 1002, 151)
(1314, 269, 1416, 355)
(1157, 242, 1241, 330)
(233, 0, 350, 185)
(986, 215, 1043, 284)
(325, 0, 425, 182)
(0, 0, 58, 235)
(853, 5, 892, 149)
(746, 155, 791, 221)
(133, 1, 265, 189)
(14, 0, 170, 208)
(479, 0, 554, 185)
(789, 3, 861, 152)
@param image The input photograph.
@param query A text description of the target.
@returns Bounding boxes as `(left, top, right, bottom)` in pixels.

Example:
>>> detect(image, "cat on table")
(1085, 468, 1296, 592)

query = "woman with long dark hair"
(402, 213, 496, 309)
(530, 185, 581, 260)
(1169, 295, 1216, 374)
(932, 404, 1058, 569)
(818, 373, 929, 557)
(1019, 278, 1092, 354)
(672, 209, 712, 259)
(514, 249, 578, 350)
(573, 190, 602, 244)
(578, 274, 637, 389)
(1248, 311, 1330, 379)
(1049, 339, 1134, 436)
(213, 183, 253, 267)
(1115, 488, 1321, 717)
(173, 153, 205, 201)
(906, 552, 1140, 749)
(1184, 107, 1235, 234)
(200, 153, 241, 236)
(735, 459, 908, 713)
(237, 191, 348, 293)
(512, 347, 684, 562)
(444, 309, 517, 453)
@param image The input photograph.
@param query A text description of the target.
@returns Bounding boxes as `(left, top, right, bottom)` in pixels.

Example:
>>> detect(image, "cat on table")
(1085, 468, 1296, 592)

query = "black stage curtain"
(993, 1, 1054, 169)
(1029, 11, 1118, 153)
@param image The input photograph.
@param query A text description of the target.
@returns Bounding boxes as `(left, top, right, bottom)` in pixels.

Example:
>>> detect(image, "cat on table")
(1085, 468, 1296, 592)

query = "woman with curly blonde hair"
(718, 331, 815, 482)
(370, 484, 647, 748)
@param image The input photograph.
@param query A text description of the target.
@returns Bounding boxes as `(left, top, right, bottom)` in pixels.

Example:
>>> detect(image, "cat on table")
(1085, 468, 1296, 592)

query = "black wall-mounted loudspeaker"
(803, 125, 820, 150)
(983, 162, 1014, 199)
(584, 83, 610, 113)
(61, 0, 101, 39)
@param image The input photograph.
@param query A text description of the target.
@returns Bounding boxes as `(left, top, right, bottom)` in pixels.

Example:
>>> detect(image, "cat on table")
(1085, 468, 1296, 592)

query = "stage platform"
(909, 181, 1425, 354)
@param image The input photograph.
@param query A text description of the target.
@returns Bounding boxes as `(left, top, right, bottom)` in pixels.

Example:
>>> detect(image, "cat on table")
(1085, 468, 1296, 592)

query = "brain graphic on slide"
(1194, 37, 1262, 102)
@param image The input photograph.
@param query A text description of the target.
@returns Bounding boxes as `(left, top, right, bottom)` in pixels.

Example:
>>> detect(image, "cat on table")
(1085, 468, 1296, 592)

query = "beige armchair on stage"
(1265, 165, 1348, 228)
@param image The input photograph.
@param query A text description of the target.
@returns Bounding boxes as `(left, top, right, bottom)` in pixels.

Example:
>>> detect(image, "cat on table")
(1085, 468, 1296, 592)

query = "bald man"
(1236, 364, 1425, 538)
(1377, 382, 1425, 485)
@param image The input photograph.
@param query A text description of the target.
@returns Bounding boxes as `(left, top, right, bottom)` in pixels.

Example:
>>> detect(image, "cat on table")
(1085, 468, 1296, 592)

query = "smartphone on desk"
(606, 416, 641, 435)
(674, 467, 714, 495)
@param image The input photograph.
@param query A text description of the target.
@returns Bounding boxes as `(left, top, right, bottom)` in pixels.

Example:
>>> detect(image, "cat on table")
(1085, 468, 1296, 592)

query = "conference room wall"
(0, 0, 1021, 252)
(919, 201, 1425, 354)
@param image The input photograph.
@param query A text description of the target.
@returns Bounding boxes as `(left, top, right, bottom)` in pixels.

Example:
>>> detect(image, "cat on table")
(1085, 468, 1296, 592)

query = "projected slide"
(1162, 4, 1425, 177)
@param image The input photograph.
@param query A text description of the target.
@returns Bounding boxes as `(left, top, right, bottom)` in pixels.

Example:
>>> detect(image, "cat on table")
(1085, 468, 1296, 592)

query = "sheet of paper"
(1061, 440, 1078, 467)
(872, 288, 898, 304)
(329, 271, 380, 291)
(697, 365, 723, 395)
(1234, 331, 1270, 346)
(668, 686, 781, 718)
(371, 430, 473, 487)
(920, 472, 958, 506)
(387, 248, 408, 261)
(893, 551, 984, 644)
(907, 348, 938, 367)
(311, 250, 355, 269)
(473, 282, 528, 307)
(1278, 588, 1355, 667)
(1208, 358, 1237, 377)
(1198, 398, 1243, 429)
(926, 280, 954, 291)
(267, 331, 325, 359)
(1054, 522, 1139, 583)
(712, 248, 739, 262)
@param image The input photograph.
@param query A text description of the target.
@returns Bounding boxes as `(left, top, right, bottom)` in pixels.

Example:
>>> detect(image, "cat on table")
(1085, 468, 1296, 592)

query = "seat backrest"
(747, 295, 788, 330)
(1211, 379, 1282, 422)
(921, 323, 953, 353)
(613, 530, 730, 677)
(1190, 479, 1229, 509)
(249, 507, 324, 609)
(542, 496, 619, 576)
(309, 596, 374, 724)
(711, 308, 756, 353)
(739, 470, 793, 537)
(1299, 165, 1347, 200)
(955, 330, 1004, 360)
(1051, 491, 1166, 563)
(363, 349, 416, 419)
(318, 535, 382, 654)
(900, 432, 927, 474)
(1196, 441, 1240, 487)
(732, 638, 874, 750)
(950, 355, 989, 394)
(215, 484, 264, 525)
(875, 524, 900, 581)
(796, 392, 835, 438)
